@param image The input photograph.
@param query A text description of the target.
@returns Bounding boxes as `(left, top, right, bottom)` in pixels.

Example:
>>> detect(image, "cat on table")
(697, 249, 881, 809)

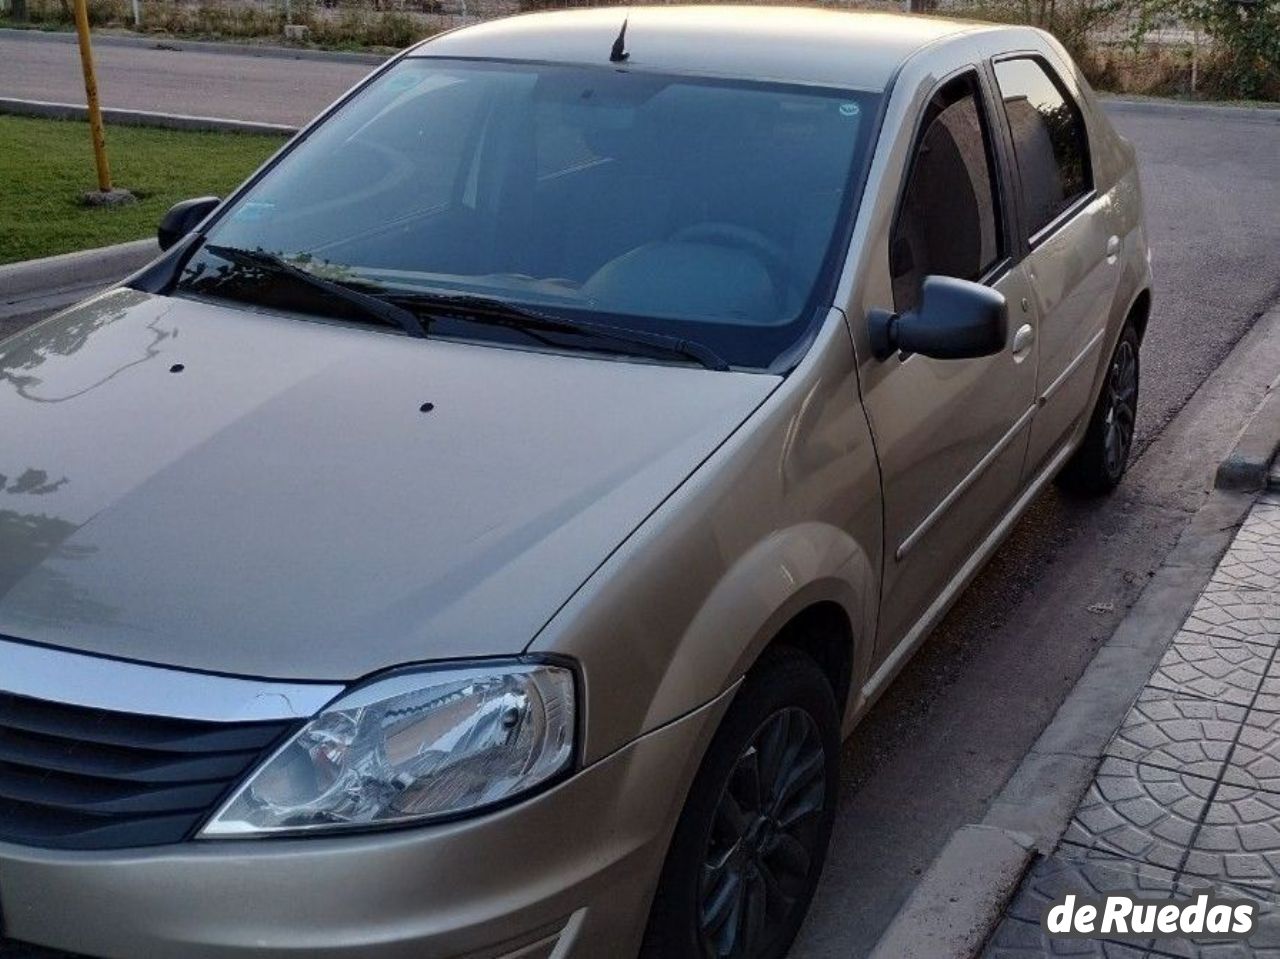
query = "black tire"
(1056, 323, 1140, 496)
(640, 648, 840, 959)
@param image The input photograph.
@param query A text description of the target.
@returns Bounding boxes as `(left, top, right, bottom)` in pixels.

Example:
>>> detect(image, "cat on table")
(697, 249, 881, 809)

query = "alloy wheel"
(1102, 339, 1137, 479)
(697, 706, 827, 959)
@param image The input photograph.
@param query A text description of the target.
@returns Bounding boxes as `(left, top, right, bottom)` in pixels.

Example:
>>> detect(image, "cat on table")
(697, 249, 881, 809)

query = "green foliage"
(1131, 0, 1279, 97)
(303, 6, 424, 48)
(946, 0, 1125, 59)
(0, 115, 285, 263)
(0, 0, 437, 48)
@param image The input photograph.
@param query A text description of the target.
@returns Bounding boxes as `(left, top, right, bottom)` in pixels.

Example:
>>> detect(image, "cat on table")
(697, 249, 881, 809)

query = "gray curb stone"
(0, 238, 157, 302)
(1217, 382, 1280, 491)
(0, 97, 299, 136)
(868, 825, 1038, 959)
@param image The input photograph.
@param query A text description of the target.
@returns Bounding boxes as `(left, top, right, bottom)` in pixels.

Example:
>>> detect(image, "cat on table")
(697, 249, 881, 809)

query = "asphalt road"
(0, 30, 373, 126)
(3, 31, 1280, 958)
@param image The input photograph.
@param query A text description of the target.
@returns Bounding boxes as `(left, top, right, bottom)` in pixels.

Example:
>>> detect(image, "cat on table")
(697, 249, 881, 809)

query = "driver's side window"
(890, 72, 1005, 314)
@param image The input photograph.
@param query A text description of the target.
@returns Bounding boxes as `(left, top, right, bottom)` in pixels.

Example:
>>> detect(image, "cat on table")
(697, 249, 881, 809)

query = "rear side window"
(993, 57, 1092, 236)
(890, 73, 1004, 314)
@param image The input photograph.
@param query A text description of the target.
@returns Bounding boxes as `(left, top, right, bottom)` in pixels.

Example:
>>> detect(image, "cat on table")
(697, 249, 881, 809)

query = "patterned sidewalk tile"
(1220, 709, 1280, 792)
(1143, 877, 1280, 959)
(1147, 630, 1272, 708)
(1254, 652, 1280, 712)
(984, 849, 1280, 959)
(1181, 784, 1280, 894)
(1209, 501, 1280, 594)
(1182, 585, 1280, 648)
(1106, 690, 1245, 781)
(1257, 677, 1280, 713)
(984, 497, 1280, 958)
(985, 850, 1175, 957)
(1063, 757, 1210, 872)
(984, 916, 1149, 959)
(1258, 652, 1280, 713)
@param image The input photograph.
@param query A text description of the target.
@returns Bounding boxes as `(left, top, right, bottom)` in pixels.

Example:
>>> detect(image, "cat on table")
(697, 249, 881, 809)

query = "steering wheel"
(670, 222, 791, 296)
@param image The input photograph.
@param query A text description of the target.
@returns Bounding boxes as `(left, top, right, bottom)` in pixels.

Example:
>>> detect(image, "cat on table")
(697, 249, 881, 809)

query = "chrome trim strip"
(1039, 327, 1107, 407)
(0, 636, 344, 722)
(896, 403, 1037, 561)
(1028, 189, 1097, 250)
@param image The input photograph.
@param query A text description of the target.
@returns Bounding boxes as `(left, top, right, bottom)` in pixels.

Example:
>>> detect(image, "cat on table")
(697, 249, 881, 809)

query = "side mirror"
(158, 196, 221, 251)
(868, 275, 1008, 361)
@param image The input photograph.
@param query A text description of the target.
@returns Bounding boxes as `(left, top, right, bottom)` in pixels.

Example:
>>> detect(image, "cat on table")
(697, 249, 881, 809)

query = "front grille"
(0, 691, 296, 850)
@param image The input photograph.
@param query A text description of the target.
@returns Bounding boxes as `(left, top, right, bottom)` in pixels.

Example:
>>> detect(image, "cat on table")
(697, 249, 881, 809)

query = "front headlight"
(200, 661, 575, 836)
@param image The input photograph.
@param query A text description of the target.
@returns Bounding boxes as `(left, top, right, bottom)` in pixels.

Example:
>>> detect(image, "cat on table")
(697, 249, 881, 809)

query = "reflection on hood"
(0, 289, 778, 680)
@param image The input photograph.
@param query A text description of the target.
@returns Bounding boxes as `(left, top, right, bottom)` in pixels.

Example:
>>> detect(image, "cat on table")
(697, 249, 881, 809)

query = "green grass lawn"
(0, 115, 286, 264)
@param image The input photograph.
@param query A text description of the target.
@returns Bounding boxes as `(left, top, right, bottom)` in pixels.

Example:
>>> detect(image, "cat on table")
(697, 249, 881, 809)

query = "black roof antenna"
(609, 17, 630, 63)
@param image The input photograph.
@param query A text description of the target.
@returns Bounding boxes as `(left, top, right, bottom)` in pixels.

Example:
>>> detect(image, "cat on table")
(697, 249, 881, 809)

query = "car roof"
(413, 5, 1010, 92)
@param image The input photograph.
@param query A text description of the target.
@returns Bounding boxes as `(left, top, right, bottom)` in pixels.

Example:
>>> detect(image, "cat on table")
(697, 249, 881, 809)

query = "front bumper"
(0, 688, 733, 959)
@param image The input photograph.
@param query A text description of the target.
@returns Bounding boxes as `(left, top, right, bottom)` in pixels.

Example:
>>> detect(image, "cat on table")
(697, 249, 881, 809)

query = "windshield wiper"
(387, 290, 731, 372)
(204, 245, 427, 340)
(201, 249, 730, 370)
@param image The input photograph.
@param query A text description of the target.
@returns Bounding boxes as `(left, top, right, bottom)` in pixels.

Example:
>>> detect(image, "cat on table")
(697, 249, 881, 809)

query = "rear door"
(990, 54, 1122, 475)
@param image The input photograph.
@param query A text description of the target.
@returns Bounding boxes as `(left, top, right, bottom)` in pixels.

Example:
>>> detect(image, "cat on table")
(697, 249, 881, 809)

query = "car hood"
(0, 289, 777, 680)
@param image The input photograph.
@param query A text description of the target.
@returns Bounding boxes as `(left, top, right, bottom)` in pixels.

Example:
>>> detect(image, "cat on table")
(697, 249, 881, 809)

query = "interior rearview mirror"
(868, 275, 1008, 361)
(158, 196, 221, 251)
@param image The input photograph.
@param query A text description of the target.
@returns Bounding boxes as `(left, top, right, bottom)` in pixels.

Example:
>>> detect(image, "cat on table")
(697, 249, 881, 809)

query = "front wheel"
(640, 649, 840, 959)
(1056, 323, 1140, 496)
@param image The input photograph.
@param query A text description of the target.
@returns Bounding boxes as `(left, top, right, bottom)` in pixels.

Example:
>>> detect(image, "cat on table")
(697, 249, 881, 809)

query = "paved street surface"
(985, 492, 1280, 958)
(0, 31, 372, 126)
(2, 31, 1280, 958)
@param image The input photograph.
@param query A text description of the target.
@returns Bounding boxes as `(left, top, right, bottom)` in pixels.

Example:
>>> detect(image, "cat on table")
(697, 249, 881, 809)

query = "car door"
(858, 67, 1040, 660)
(991, 53, 1122, 476)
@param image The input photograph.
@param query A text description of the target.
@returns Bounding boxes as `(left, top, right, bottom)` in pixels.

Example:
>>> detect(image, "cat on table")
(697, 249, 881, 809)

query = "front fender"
(529, 310, 884, 765)
(649, 523, 875, 742)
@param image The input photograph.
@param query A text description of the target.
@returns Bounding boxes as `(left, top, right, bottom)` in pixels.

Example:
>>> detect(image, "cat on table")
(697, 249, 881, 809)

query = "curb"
(1216, 376, 1280, 490)
(0, 25, 390, 64)
(867, 826, 1038, 959)
(0, 97, 298, 136)
(0, 238, 157, 302)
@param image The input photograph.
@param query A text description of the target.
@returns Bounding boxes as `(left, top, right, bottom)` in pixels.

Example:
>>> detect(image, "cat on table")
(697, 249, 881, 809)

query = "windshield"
(179, 58, 879, 369)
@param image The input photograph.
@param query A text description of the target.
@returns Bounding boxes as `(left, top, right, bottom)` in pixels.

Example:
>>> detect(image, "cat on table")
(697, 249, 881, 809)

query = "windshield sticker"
(230, 201, 275, 223)
(839, 102, 860, 118)
(384, 72, 423, 94)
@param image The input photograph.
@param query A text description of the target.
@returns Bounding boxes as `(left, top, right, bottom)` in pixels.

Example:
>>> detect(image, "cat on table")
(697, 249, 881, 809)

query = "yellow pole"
(72, 0, 112, 193)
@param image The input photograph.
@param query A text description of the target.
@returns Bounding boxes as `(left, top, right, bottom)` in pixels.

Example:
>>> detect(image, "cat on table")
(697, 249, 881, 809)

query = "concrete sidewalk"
(985, 488, 1280, 957)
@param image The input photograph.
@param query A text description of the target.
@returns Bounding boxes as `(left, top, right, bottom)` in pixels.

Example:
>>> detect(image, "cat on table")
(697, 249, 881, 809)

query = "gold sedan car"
(0, 7, 1149, 958)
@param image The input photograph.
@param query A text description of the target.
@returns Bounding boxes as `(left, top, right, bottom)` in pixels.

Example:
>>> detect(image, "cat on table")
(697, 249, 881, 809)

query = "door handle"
(1012, 323, 1035, 360)
(1106, 235, 1121, 262)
